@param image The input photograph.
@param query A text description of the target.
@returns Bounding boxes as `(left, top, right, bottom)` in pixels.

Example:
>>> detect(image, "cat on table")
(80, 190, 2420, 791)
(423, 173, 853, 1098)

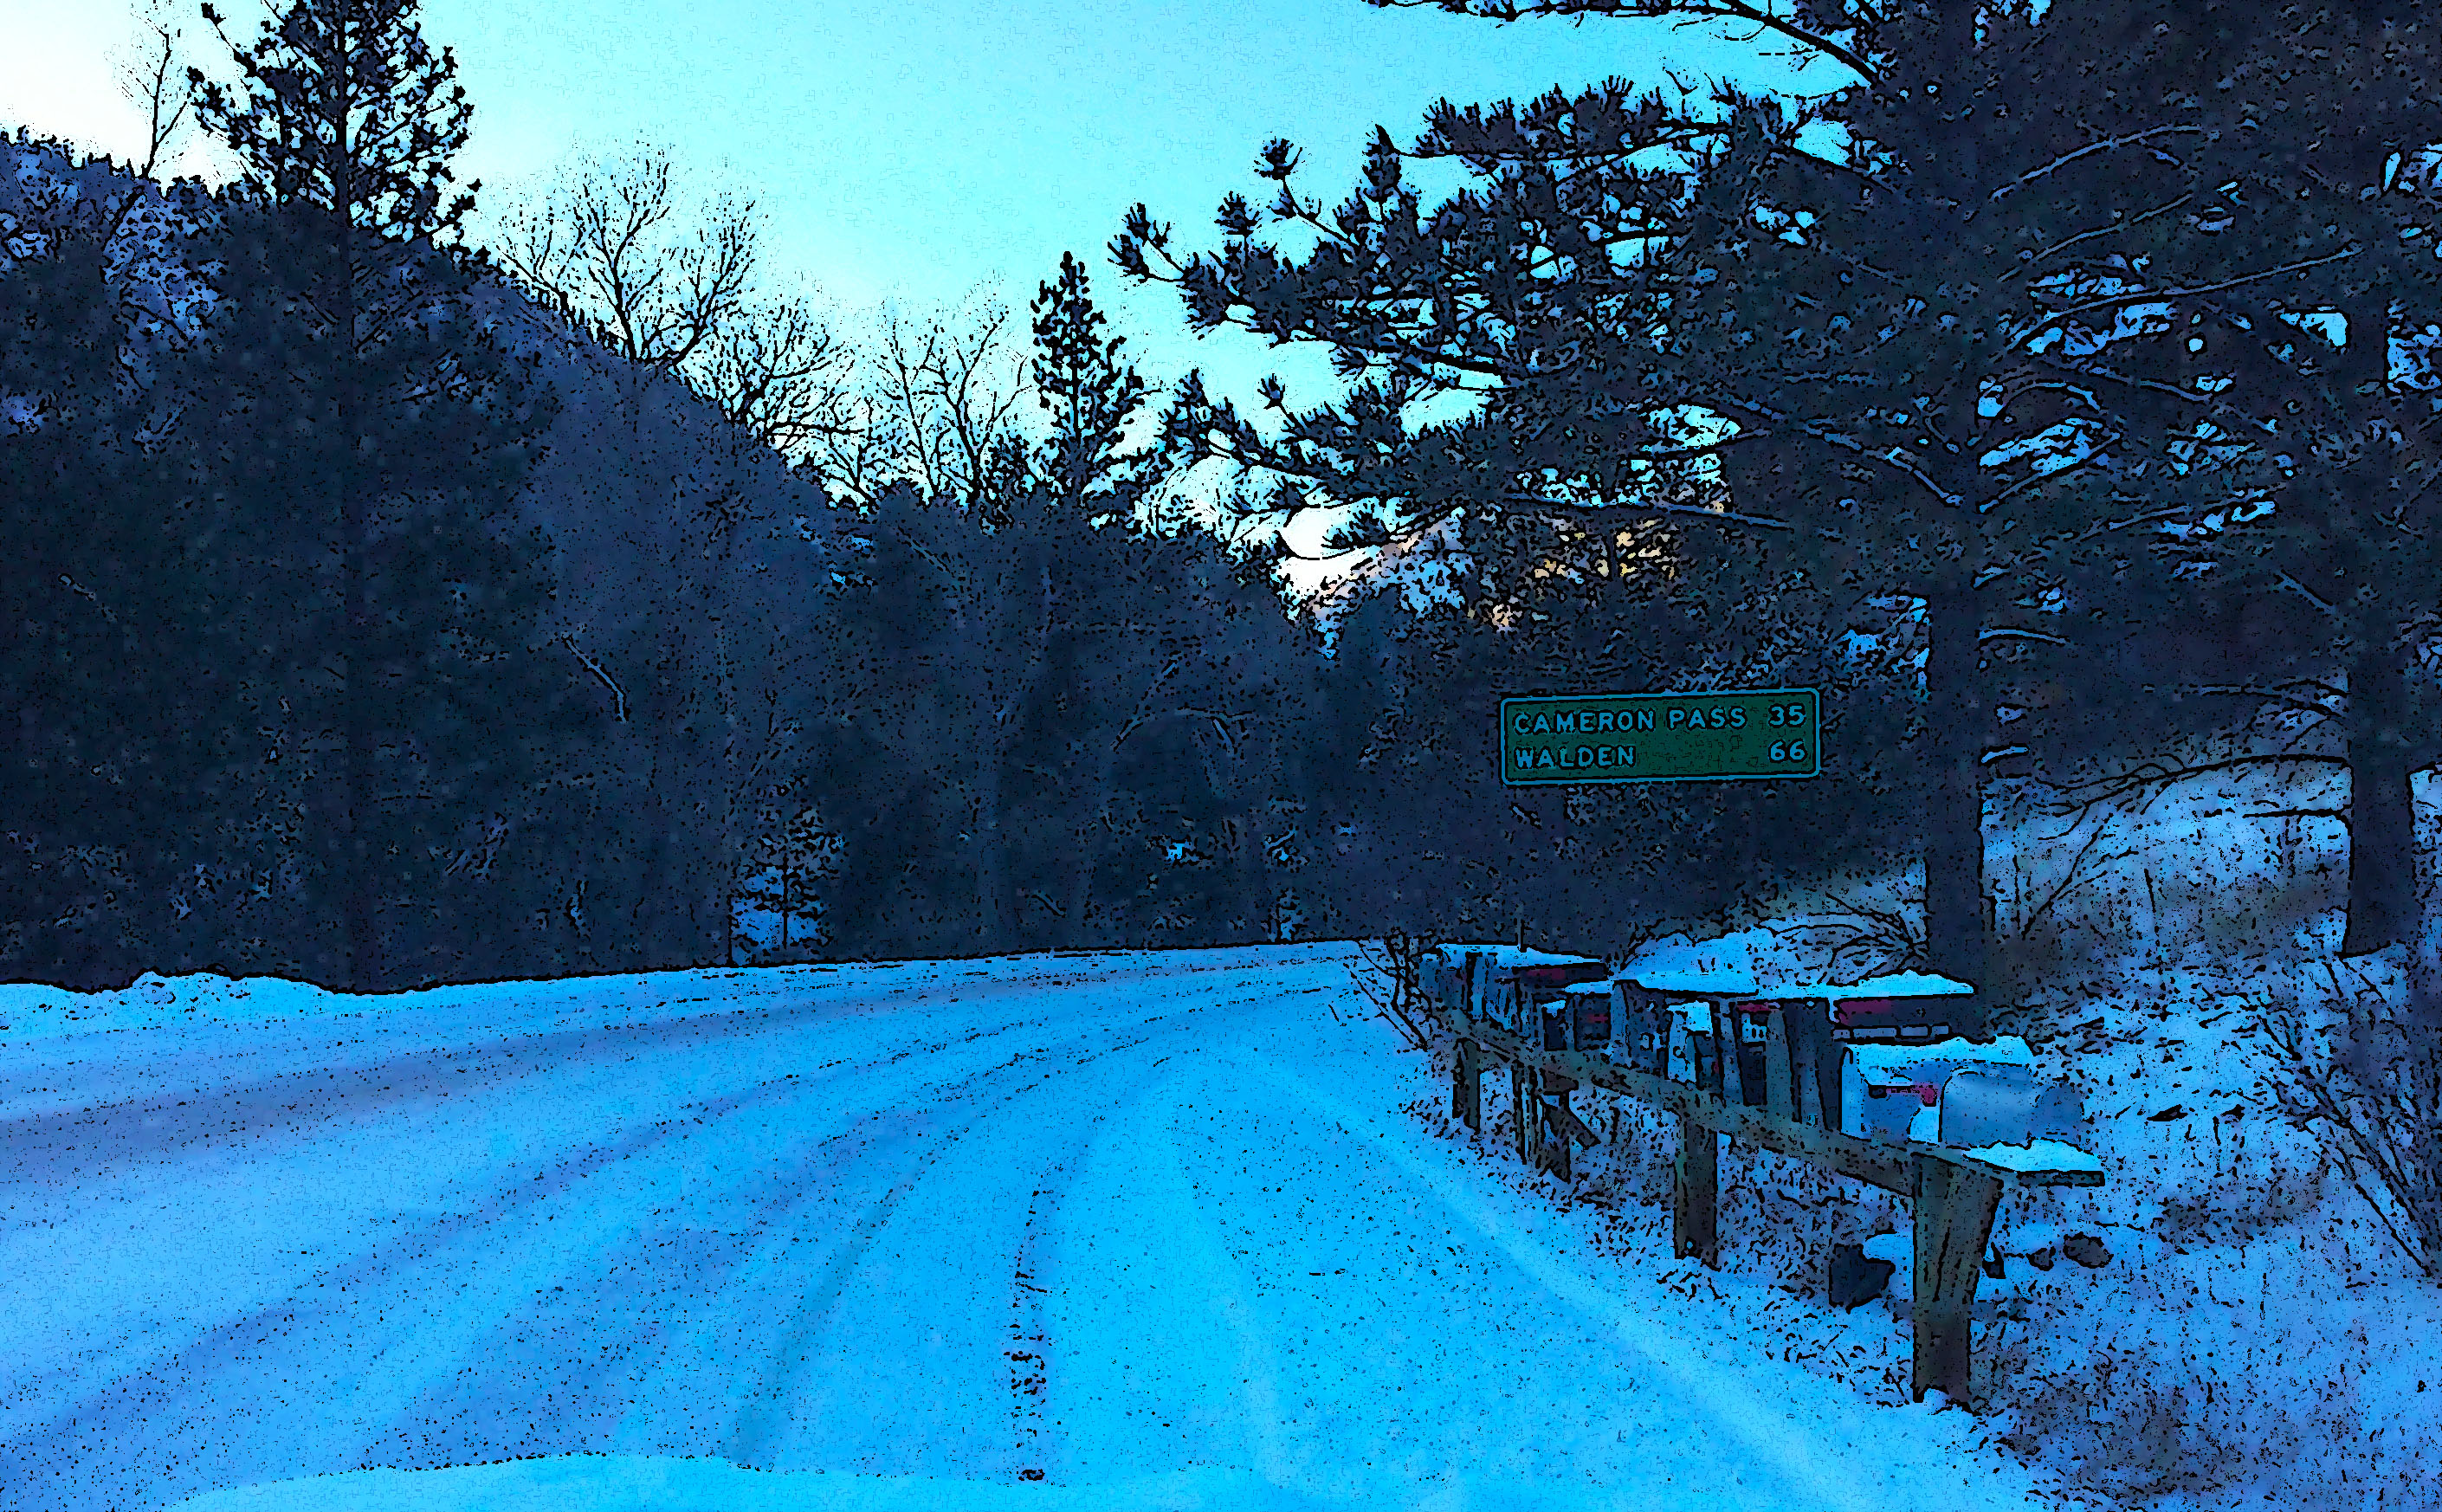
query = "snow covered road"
(2, 947, 2081, 1511)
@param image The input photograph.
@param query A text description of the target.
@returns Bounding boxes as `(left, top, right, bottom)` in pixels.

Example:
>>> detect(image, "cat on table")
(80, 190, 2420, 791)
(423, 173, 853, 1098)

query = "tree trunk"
(630, 756, 670, 967)
(1062, 825, 1097, 950)
(973, 744, 1008, 953)
(716, 615, 737, 969)
(2342, 636, 2419, 958)
(1913, 16, 1989, 1027)
(332, 212, 381, 995)
(2334, 272, 2421, 963)
(1064, 744, 1118, 951)
(1236, 806, 1267, 945)
(699, 824, 728, 968)
(977, 546, 1056, 956)
(1923, 564, 1988, 1023)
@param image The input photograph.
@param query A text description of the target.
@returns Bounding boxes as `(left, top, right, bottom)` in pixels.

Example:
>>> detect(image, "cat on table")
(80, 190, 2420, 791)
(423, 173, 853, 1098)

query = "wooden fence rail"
(1423, 956, 2103, 1406)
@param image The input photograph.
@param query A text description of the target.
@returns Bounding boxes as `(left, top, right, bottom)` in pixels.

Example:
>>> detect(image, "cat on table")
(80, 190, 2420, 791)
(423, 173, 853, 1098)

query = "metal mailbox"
(1839, 1038, 2038, 1144)
(1724, 1003, 1773, 1108)
(1938, 1067, 2038, 1148)
(1561, 983, 1614, 1051)
(1614, 985, 1673, 1076)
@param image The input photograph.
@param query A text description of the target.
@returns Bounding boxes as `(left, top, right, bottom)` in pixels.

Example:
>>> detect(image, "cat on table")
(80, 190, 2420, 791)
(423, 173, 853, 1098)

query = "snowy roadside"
(0, 942, 1361, 1050)
(16, 939, 2079, 1512)
(23, 747, 2442, 1512)
(1369, 766, 2442, 1512)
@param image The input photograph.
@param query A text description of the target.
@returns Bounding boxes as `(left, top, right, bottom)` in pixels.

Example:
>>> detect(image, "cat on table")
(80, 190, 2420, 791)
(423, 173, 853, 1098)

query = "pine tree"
(187, 0, 575, 988)
(1114, 0, 2275, 1008)
(2103, 4, 2442, 960)
(0, 196, 189, 982)
(1026, 250, 1160, 525)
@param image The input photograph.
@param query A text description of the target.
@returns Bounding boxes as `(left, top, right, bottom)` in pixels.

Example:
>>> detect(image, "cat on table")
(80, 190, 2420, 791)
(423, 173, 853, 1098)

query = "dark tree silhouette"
(2102, 5, 2442, 960)
(189, 0, 572, 988)
(0, 188, 199, 984)
(1028, 250, 1161, 525)
(1111, 0, 2321, 1012)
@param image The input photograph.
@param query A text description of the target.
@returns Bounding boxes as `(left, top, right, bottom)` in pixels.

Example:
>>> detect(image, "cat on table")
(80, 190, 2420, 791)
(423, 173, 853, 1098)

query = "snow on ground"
(14, 763, 2442, 1512)
(1545, 765, 2442, 1512)
(3, 943, 2090, 1512)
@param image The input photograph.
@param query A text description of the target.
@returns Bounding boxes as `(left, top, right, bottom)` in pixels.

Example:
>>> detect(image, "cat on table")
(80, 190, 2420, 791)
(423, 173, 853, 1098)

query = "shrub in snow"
(2266, 950, 2442, 1283)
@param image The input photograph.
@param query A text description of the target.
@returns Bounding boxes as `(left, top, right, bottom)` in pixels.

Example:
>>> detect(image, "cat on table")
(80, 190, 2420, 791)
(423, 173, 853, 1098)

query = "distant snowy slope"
(1290, 510, 1471, 642)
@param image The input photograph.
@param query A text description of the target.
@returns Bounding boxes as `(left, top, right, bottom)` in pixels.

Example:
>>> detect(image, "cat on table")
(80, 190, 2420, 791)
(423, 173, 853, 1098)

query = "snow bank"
(169, 1460, 1349, 1512)
(0, 944, 1366, 1050)
(0, 971, 343, 1043)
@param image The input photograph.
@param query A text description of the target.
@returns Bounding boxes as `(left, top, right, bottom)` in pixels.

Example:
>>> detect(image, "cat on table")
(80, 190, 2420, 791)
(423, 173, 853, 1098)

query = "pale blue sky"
(3, 0, 1841, 551)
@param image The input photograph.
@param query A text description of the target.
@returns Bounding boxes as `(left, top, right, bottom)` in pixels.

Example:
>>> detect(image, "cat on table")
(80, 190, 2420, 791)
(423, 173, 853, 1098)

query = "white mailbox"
(1839, 1037, 2036, 1142)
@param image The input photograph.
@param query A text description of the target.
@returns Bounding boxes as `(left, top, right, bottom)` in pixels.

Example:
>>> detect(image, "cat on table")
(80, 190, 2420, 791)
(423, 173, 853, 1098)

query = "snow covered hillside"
(1526, 768, 2442, 1512)
(5, 945, 2083, 1512)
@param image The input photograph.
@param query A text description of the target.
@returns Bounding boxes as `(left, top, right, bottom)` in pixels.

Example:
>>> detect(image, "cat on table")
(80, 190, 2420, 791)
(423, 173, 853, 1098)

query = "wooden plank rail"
(1447, 1009, 2111, 1195)
(1431, 993, 2103, 1406)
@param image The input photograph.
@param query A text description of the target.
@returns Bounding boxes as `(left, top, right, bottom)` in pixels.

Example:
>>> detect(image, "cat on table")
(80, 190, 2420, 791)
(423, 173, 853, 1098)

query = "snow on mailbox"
(1433, 945, 1606, 1038)
(1839, 1037, 2036, 1143)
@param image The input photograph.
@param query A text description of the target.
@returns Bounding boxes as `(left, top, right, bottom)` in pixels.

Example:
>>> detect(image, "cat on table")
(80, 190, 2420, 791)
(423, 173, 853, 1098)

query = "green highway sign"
(1499, 688, 1821, 785)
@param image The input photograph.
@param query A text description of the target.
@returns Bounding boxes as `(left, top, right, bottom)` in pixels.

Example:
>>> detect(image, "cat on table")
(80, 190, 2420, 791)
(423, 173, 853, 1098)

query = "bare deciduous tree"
(494, 145, 756, 375)
(801, 293, 1033, 509)
(688, 288, 853, 461)
(2271, 962, 2442, 1282)
(495, 145, 879, 484)
(113, 3, 194, 181)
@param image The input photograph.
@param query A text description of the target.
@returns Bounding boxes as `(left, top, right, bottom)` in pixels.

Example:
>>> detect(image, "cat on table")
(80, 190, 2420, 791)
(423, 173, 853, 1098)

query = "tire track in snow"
(0, 948, 1324, 1160)
(720, 1020, 1173, 1469)
(1135, 1068, 1292, 1486)
(3, 1060, 886, 1508)
(359, 1010, 1191, 1472)
(10, 1010, 1035, 1437)
(1005, 1140, 1086, 1483)
(998, 1082, 1149, 1487)
(3, 972, 1269, 1511)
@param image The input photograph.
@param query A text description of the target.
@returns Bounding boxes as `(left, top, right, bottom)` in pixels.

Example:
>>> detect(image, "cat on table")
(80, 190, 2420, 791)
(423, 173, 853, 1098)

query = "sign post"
(1499, 688, 1821, 785)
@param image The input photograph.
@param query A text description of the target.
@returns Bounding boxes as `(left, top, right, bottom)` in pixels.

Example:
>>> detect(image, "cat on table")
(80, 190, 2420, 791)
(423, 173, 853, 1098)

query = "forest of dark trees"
(3, 0, 2437, 998)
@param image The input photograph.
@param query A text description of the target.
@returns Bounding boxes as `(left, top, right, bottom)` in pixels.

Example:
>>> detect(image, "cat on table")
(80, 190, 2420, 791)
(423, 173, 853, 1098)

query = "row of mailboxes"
(1421, 950, 1609, 1044)
(1425, 948, 2022, 1140)
(1425, 953, 1803, 1114)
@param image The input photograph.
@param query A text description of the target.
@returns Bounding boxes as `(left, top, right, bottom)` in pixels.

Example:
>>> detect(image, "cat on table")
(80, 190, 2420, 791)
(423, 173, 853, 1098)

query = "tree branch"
(2196, 685, 2346, 719)
(2045, 754, 2352, 817)
(1496, 491, 1844, 542)
(2030, 247, 2362, 333)
(1370, 0, 1882, 86)
(1989, 127, 2206, 204)
(560, 636, 627, 723)
(2025, 193, 2196, 268)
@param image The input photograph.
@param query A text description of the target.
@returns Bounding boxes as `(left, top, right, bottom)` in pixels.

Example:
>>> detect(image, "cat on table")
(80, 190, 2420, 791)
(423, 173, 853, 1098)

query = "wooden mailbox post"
(1428, 947, 2103, 1406)
(1442, 947, 1611, 1181)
